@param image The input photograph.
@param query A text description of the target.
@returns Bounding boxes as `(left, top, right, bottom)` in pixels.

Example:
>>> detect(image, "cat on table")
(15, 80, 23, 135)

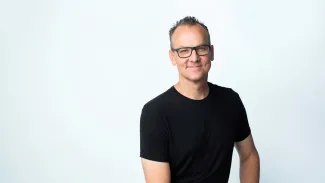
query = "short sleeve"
(140, 103, 169, 162)
(233, 91, 251, 142)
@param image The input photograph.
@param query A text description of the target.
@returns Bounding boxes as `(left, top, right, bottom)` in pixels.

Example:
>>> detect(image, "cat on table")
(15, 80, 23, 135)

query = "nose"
(188, 49, 200, 62)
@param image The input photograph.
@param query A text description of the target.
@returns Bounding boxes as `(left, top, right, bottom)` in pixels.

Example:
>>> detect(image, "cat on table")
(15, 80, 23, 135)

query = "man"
(139, 16, 260, 183)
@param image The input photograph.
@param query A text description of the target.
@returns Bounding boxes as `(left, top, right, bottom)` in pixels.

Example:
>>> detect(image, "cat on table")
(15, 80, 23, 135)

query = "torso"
(155, 82, 238, 183)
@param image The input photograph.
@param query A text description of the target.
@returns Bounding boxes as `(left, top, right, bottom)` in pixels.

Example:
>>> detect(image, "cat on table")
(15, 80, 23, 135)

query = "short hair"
(169, 16, 211, 49)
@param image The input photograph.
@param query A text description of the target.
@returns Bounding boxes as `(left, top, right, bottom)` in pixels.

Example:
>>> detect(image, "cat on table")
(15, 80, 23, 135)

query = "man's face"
(169, 24, 214, 82)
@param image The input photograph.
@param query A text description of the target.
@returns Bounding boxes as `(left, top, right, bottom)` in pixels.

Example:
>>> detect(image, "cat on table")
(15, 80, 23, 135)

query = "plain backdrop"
(1, 0, 324, 182)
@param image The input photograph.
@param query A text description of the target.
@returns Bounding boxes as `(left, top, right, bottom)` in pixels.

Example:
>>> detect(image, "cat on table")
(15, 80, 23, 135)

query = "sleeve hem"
(235, 130, 251, 142)
(140, 154, 169, 163)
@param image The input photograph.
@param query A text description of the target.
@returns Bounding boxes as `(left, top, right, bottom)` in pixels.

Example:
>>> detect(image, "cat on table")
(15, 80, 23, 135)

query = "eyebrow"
(174, 44, 209, 49)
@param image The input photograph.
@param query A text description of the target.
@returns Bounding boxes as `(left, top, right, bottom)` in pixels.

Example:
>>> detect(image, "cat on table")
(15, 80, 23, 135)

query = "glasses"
(171, 45, 211, 58)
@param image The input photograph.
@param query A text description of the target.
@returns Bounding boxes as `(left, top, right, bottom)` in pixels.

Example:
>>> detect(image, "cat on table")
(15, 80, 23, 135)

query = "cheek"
(202, 59, 211, 67)
(176, 59, 188, 67)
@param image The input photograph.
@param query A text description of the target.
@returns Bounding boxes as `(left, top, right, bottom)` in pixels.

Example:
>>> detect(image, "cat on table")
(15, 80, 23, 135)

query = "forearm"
(239, 151, 260, 183)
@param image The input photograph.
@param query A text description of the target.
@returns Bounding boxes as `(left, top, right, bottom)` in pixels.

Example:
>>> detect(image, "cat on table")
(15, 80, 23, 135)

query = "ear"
(210, 45, 214, 61)
(169, 50, 177, 66)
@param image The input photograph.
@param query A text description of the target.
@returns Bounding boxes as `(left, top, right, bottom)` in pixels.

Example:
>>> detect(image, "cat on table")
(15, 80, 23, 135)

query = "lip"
(187, 65, 202, 68)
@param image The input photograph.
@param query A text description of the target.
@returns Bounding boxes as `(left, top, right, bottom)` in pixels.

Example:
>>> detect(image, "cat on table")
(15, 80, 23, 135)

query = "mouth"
(187, 65, 202, 68)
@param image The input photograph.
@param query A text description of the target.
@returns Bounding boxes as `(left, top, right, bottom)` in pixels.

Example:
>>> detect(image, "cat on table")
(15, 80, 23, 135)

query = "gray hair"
(169, 16, 211, 49)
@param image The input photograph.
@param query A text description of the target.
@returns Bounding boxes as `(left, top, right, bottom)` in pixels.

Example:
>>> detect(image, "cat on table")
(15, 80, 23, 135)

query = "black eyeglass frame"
(171, 44, 212, 58)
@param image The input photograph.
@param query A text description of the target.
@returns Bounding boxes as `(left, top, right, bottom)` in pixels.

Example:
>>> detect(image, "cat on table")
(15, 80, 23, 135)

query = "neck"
(174, 76, 209, 100)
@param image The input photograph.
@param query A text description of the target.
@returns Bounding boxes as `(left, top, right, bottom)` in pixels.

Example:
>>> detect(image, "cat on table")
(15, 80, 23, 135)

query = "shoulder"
(208, 82, 246, 113)
(209, 82, 240, 100)
(141, 86, 175, 115)
(140, 87, 174, 133)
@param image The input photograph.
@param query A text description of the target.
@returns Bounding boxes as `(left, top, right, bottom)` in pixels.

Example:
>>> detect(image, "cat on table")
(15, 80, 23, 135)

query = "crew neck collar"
(171, 82, 212, 102)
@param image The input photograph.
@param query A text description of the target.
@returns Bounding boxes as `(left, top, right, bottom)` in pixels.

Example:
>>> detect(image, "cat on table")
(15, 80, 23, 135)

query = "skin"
(141, 24, 260, 183)
(169, 24, 214, 100)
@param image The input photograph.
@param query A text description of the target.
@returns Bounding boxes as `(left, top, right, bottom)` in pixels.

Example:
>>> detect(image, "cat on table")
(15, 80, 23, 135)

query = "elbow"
(241, 149, 260, 165)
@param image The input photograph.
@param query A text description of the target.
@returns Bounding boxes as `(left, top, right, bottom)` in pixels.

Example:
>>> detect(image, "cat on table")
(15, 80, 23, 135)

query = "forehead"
(171, 24, 209, 48)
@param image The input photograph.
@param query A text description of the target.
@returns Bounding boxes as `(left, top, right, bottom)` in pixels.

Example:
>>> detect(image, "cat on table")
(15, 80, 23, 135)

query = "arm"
(140, 103, 171, 183)
(235, 134, 260, 183)
(141, 158, 171, 183)
(231, 91, 260, 182)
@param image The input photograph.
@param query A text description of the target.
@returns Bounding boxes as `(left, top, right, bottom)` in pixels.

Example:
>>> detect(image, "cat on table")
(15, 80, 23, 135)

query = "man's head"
(169, 16, 214, 82)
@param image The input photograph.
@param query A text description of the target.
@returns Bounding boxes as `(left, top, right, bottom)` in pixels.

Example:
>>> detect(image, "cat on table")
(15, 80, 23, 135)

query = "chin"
(185, 74, 206, 82)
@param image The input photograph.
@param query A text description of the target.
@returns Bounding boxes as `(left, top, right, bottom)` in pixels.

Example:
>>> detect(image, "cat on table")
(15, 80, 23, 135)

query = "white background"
(1, 0, 324, 182)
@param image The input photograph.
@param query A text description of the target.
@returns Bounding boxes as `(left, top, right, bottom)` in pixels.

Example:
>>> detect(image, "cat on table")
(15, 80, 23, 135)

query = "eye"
(197, 46, 208, 52)
(179, 48, 190, 53)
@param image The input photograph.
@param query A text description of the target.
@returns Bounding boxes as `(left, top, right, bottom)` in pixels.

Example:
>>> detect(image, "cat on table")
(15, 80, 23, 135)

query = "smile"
(187, 65, 202, 68)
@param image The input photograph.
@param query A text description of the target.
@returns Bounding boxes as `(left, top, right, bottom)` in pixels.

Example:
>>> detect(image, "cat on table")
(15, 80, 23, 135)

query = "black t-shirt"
(140, 82, 251, 183)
